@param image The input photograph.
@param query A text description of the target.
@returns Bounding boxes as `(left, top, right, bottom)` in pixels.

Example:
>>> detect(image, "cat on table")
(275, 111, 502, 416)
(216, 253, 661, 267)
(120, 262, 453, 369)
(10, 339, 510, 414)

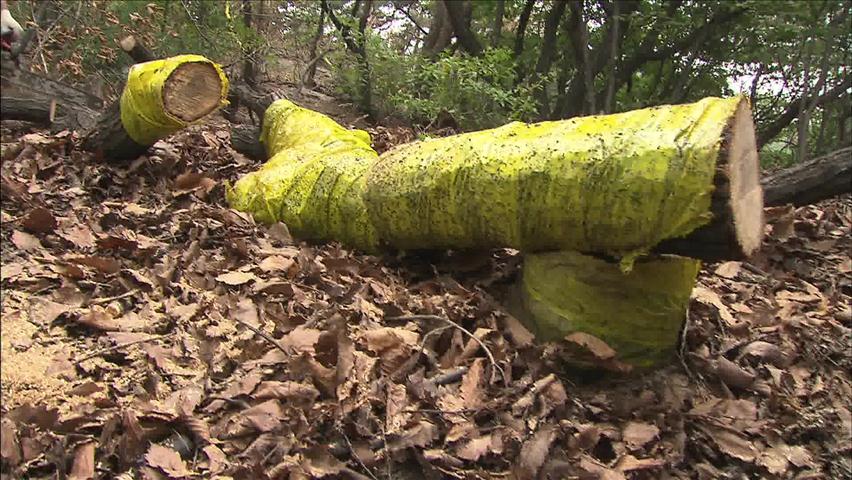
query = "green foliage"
(336, 43, 540, 130)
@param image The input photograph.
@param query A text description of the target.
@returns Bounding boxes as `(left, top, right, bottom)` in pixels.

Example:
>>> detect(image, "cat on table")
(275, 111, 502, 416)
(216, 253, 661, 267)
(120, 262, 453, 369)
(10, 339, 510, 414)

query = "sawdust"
(1, 293, 72, 410)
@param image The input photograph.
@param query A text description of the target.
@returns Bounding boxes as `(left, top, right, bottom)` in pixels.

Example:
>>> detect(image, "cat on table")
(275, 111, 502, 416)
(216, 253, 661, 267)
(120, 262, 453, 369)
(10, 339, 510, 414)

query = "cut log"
(84, 57, 227, 161)
(656, 99, 764, 260)
(118, 35, 155, 64)
(229, 97, 763, 262)
(761, 146, 852, 206)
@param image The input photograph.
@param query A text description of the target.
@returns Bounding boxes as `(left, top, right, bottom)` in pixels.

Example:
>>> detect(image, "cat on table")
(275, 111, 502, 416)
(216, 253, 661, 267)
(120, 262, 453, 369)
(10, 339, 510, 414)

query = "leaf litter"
(1, 119, 851, 480)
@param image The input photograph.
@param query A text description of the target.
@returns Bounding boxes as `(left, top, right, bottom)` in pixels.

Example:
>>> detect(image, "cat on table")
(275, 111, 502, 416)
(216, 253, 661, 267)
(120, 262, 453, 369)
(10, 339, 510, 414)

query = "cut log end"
(657, 98, 764, 261)
(725, 98, 764, 257)
(163, 62, 223, 122)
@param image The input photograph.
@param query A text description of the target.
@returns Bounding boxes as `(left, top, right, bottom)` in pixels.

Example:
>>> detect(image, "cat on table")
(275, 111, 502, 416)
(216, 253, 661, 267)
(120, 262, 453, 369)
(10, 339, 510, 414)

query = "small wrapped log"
(83, 55, 229, 161)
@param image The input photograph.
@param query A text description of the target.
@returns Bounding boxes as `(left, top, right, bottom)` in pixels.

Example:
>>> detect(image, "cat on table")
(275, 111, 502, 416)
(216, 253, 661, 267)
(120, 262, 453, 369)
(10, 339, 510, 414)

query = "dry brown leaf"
(302, 446, 345, 477)
(1, 262, 25, 282)
(460, 358, 486, 409)
(69, 256, 121, 274)
(714, 357, 755, 390)
(709, 428, 757, 462)
(0, 418, 21, 467)
(202, 445, 227, 475)
(389, 421, 438, 451)
(280, 326, 322, 354)
(615, 454, 665, 472)
(267, 222, 293, 244)
(515, 424, 558, 478)
(622, 421, 660, 450)
(145, 444, 191, 478)
(714, 261, 742, 279)
(564, 331, 616, 360)
(259, 255, 295, 273)
(68, 442, 95, 480)
(75, 307, 120, 331)
(11, 230, 42, 251)
(254, 381, 320, 404)
(457, 435, 493, 461)
(28, 298, 72, 325)
(22, 207, 57, 234)
(216, 270, 257, 286)
(692, 286, 737, 325)
(59, 224, 97, 249)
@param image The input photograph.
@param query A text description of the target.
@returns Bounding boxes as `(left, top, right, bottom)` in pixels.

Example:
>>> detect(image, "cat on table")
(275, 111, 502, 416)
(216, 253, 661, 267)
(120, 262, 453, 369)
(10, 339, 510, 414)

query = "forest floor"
(0, 90, 850, 480)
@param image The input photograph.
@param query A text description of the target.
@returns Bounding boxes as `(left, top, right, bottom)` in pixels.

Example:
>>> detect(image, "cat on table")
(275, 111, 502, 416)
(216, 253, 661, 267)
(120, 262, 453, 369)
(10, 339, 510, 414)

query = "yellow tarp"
(521, 251, 700, 367)
(228, 97, 743, 259)
(120, 54, 229, 145)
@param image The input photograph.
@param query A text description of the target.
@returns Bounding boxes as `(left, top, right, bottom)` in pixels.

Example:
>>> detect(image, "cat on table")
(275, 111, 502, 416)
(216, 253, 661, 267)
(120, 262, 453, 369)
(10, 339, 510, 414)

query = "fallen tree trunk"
(2, 54, 229, 161)
(761, 146, 852, 206)
(227, 96, 764, 262)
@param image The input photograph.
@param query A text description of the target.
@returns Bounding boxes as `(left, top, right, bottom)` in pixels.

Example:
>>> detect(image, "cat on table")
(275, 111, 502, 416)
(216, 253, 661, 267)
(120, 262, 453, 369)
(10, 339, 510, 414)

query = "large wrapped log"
(227, 97, 763, 262)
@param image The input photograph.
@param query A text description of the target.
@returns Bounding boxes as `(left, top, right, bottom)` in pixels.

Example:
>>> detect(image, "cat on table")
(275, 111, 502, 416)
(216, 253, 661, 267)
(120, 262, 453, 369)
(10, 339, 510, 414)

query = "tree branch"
(442, 0, 483, 56)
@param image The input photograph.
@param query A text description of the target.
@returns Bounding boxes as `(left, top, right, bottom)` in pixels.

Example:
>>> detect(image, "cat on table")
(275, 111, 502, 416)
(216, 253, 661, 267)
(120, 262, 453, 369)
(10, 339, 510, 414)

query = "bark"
(513, 0, 536, 60)
(303, 7, 326, 89)
(119, 35, 155, 63)
(442, 0, 482, 56)
(242, 0, 258, 87)
(561, 0, 594, 116)
(490, 0, 505, 47)
(602, 0, 620, 113)
(761, 147, 852, 207)
(321, 0, 373, 117)
(756, 76, 852, 149)
(423, 0, 452, 57)
(532, 0, 568, 116)
(230, 124, 265, 161)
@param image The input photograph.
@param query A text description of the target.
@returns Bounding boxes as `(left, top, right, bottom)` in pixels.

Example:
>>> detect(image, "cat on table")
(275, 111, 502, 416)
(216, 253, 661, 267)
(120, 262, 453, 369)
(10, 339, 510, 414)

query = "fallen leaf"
(709, 427, 757, 462)
(68, 442, 95, 480)
(515, 425, 558, 478)
(460, 358, 486, 409)
(22, 207, 57, 234)
(267, 222, 293, 244)
(714, 261, 742, 279)
(692, 286, 737, 325)
(59, 224, 97, 249)
(714, 357, 755, 390)
(216, 270, 257, 285)
(145, 444, 191, 478)
(69, 256, 121, 274)
(280, 326, 322, 354)
(616, 454, 665, 472)
(259, 255, 295, 273)
(75, 307, 120, 331)
(564, 332, 616, 360)
(457, 435, 493, 461)
(11, 230, 42, 251)
(622, 422, 660, 450)
(29, 298, 72, 325)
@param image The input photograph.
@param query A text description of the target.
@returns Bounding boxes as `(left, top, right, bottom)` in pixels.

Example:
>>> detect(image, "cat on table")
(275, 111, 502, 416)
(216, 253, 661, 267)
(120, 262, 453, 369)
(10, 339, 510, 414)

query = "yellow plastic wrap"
(228, 97, 742, 258)
(120, 54, 229, 145)
(521, 251, 701, 366)
(227, 100, 380, 248)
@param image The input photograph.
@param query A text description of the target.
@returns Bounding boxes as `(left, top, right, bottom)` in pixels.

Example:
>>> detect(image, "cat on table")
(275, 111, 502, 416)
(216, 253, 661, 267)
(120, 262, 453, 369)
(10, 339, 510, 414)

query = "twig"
(387, 314, 506, 384)
(74, 333, 172, 364)
(88, 288, 139, 306)
(338, 428, 380, 480)
(426, 366, 469, 386)
(232, 316, 289, 357)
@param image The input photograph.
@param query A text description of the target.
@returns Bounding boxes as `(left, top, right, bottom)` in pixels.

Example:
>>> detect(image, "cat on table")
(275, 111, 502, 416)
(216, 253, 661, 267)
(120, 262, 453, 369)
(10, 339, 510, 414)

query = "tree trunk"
(490, 0, 505, 47)
(119, 35, 155, 63)
(513, 0, 536, 61)
(442, 0, 483, 56)
(532, 0, 567, 117)
(761, 147, 852, 207)
(602, 1, 620, 113)
(303, 7, 326, 89)
(423, 0, 452, 57)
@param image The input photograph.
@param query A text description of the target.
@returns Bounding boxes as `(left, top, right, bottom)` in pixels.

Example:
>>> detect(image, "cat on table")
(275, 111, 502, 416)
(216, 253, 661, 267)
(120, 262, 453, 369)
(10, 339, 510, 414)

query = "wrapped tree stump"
(83, 54, 229, 161)
(517, 251, 701, 367)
